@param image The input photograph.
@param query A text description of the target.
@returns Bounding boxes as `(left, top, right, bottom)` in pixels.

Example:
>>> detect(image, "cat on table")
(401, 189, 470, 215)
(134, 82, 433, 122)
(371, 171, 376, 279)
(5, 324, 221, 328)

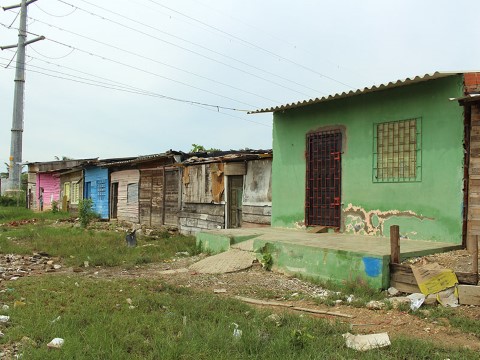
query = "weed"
(261, 252, 273, 271)
(78, 198, 97, 228)
(50, 200, 59, 213)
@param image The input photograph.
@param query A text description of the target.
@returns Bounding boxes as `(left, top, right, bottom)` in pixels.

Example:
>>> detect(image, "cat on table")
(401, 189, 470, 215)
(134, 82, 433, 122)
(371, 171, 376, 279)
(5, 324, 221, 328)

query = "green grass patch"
(0, 223, 196, 267)
(412, 305, 480, 338)
(0, 275, 477, 359)
(0, 206, 71, 223)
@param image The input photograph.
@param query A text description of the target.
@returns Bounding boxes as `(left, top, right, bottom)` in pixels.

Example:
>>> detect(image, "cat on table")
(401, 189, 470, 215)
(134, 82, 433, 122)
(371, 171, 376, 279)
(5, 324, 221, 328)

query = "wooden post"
(474, 235, 479, 277)
(390, 225, 400, 264)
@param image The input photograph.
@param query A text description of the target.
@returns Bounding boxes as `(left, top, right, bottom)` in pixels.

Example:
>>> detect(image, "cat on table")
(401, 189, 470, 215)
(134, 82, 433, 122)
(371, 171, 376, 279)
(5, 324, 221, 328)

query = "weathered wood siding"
(27, 172, 37, 209)
(242, 158, 272, 226)
(179, 203, 225, 235)
(139, 168, 180, 228)
(36, 173, 61, 210)
(110, 169, 140, 224)
(468, 103, 480, 249)
(165, 169, 180, 226)
(180, 163, 225, 234)
(84, 167, 109, 219)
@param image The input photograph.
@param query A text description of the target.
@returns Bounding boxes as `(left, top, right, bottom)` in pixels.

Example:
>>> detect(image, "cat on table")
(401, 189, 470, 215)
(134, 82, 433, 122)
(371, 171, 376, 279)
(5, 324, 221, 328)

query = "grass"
(0, 275, 477, 360)
(0, 206, 197, 268)
(0, 206, 71, 223)
(411, 304, 480, 338)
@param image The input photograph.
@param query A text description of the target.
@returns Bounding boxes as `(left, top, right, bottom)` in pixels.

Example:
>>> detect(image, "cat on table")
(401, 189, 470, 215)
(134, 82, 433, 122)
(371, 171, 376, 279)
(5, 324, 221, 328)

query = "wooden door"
(110, 182, 119, 219)
(228, 175, 243, 228)
(139, 169, 164, 227)
(305, 130, 342, 227)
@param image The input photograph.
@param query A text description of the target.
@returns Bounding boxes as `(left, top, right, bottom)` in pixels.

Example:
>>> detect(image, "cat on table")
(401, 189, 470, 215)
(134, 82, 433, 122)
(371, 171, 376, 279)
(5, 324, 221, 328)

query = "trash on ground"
(386, 296, 410, 308)
(265, 313, 283, 327)
(14, 301, 25, 308)
(387, 287, 400, 296)
(53, 265, 61, 270)
(126, 298, 133, 305)
(407, 293, 426, 311)
(125, 230, 137, 247)
(213, 289, 227, 294)
(366, 300, 386, 310)
(232, 323, 242, 339)
(51, 316, 61, 323)
(411, 263, 458, 295)
(84, 261, 89, 268)
(47, 338, 64, 349)
(436, 286, 459, 308)
(1, 305, 9, 311)
(346, 294, 355, 303)
(343, 332, 391, 351)
(0, 315, 10, 323)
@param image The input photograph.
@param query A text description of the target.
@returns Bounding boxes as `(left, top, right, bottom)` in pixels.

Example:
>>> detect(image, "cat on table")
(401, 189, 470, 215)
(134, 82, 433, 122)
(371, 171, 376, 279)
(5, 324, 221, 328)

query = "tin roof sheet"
(249, 72, 465, 114)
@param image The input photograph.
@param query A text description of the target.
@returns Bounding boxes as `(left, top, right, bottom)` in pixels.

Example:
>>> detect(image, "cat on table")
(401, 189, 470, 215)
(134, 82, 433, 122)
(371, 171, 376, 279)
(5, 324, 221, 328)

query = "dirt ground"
(1, 239, 479, 352)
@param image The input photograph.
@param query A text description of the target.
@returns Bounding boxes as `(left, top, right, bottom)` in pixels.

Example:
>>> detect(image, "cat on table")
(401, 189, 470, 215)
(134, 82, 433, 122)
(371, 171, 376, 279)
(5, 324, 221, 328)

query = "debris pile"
(0, 253, 62, 282)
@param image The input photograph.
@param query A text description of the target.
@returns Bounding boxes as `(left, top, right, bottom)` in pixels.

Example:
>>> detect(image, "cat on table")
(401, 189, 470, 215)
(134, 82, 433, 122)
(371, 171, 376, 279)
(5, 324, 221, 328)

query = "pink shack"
(27, 159, 97, 211)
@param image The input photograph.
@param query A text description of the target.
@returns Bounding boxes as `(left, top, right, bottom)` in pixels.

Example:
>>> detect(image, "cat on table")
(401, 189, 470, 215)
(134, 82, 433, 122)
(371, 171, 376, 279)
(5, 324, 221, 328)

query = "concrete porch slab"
(196, 227, 462, 289)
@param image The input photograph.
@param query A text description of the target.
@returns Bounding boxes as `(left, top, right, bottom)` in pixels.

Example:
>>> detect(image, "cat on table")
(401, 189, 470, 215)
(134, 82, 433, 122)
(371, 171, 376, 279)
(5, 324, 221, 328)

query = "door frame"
(110, 182, 119, 219)
(305, 127, 344, 228)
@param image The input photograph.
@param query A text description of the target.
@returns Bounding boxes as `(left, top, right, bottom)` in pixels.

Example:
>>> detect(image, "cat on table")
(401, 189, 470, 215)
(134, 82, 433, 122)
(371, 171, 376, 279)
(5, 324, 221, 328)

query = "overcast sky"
(1, 0, 479, 166)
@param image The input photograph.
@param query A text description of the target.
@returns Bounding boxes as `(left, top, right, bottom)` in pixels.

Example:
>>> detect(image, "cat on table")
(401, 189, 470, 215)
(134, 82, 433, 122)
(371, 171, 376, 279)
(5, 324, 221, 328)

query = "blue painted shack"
(84, 157, 135, 219)
(84, 167, 110, 219)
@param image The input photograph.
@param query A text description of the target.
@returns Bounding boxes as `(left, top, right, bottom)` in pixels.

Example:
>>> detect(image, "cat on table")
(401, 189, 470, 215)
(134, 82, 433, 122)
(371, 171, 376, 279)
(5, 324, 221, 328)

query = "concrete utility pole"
(1, 0, 44, 192)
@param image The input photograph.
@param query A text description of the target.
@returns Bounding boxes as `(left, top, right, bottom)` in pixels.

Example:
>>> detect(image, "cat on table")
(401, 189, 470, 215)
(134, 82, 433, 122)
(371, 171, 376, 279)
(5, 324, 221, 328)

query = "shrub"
(51, 200, 59, 213)
(78, 198, 96, 228)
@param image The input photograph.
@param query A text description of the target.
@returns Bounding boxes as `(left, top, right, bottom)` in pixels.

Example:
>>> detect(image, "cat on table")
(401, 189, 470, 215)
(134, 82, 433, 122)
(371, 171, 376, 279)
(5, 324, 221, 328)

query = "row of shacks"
(26, 150, 272, 234)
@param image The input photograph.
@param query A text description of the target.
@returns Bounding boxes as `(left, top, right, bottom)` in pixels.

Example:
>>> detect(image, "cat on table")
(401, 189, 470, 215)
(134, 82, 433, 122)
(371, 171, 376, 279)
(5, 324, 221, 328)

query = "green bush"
(78, 198, 96, 228)
(0, 195, 25, 207)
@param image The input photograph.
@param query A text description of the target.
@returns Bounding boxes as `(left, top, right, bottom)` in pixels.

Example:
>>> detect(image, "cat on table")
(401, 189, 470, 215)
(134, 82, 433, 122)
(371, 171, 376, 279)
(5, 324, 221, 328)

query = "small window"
(127, 183, 138, 205)
(373, 118, 422, 182)
(97, 179, 107, 200)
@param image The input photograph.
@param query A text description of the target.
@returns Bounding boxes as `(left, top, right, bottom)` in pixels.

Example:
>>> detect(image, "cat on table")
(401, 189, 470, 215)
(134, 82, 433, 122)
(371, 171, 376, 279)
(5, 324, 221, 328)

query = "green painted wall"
(272, 75, 465, 243)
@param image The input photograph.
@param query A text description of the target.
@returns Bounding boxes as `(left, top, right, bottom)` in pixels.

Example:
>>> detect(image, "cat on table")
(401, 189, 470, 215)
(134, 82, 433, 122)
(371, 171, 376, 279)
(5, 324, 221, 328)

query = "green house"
(252, 72, 480, 249)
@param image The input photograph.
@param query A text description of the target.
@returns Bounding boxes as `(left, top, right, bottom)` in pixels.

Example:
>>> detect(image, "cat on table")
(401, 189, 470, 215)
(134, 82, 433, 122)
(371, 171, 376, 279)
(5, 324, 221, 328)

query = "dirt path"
(58, 257, 480, 351)
(1, 252, 479, 351)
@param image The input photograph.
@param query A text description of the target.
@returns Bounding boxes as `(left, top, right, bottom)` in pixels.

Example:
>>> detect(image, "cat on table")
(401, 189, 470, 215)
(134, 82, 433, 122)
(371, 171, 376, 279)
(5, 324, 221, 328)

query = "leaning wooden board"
(390, 264, 478, 294)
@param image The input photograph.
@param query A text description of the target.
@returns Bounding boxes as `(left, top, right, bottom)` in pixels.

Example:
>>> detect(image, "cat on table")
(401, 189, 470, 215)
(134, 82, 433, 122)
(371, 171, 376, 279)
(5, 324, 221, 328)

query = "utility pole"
(1, 0, 44, 192)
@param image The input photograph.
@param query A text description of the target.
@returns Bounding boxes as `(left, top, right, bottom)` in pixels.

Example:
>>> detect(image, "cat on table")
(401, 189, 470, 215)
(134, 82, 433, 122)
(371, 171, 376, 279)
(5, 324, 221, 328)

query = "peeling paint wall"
(242, 158, 272, 226)
(272, 75, 465, 243)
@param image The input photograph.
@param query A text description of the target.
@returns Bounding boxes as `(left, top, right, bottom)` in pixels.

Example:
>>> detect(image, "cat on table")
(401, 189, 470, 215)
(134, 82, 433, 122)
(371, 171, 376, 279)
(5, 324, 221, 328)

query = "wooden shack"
(106, 152, 183, 227)
(179, 150, 272, 234)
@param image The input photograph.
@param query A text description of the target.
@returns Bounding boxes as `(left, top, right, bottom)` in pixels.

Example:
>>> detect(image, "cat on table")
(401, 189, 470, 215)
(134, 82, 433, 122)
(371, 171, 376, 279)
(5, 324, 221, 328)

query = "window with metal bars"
(373, 118, 422, 183)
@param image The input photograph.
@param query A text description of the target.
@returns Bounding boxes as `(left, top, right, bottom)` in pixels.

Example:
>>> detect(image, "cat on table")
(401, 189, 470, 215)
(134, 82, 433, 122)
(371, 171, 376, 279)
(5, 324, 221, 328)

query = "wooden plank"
(458, 285, 480, 305)
(234, 296, 353, 318)
(308, 226, 328, 233)
(390, 225, 400, 264)
(224, 162, 246, 176)
(390, 264, 478, 285)
(389, 280, 420, 294)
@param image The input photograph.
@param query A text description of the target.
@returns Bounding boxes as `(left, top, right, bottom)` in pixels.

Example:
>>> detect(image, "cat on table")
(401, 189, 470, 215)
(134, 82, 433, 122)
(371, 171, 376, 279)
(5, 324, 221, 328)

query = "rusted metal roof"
(249, 72, 466, 114)
(182, 149, 272, 165)
(102, 151, 183, 167)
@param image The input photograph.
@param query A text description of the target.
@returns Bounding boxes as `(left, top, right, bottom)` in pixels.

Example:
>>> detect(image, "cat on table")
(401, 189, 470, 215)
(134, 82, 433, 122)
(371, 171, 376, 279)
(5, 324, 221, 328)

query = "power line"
(144, 0, 356, 90)
(26, 17, 280, 104)
(0, 57, 257, 113)
(57, 0, 321, 97)
(0, 58, 271, 127)
(33, 2, 76, 17)
(29, 43, 75, 59)
(0, 21, 259, 109)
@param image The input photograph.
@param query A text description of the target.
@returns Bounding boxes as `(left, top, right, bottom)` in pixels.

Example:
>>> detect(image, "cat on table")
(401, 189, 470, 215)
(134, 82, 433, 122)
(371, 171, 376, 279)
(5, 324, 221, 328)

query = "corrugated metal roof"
(182, 150, 272, 165)
(248, 71, 466, 114)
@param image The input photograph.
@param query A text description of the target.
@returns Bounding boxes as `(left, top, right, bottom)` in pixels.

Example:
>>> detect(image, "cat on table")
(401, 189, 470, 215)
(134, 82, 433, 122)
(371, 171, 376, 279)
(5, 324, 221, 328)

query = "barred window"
(373, 118, 422, 182)
(97, 179, 107, 200)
